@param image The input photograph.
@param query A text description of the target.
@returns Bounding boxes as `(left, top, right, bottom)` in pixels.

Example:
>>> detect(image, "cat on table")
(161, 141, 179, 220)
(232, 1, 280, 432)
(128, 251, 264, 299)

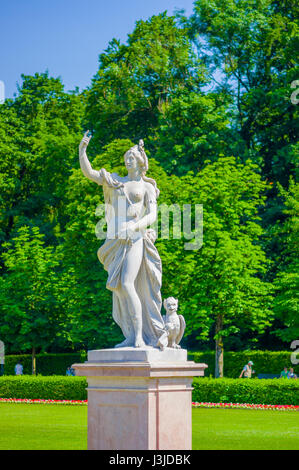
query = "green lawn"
(0, 404, 298, 450)
(192, 408, 299, 450)
(0, 403, 87, 450)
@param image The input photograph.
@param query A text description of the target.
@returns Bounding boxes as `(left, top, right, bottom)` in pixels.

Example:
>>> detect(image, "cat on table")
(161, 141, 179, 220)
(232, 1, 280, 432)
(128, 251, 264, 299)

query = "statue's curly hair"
(124, 140, 160, 197)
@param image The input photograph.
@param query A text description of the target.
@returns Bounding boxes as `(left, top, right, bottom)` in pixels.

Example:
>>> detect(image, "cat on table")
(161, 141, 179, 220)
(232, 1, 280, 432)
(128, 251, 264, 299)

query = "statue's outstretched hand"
(79, 130, 91, 153)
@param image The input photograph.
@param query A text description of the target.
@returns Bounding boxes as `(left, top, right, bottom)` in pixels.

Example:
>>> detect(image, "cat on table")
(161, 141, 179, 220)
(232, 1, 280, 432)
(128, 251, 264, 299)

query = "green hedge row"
(0, 376, 298, 405)
(2, 352, 87, 376)
(192, 378, 299, 405)
(0, 376, 87, 400)
(188, 350, 298, 378)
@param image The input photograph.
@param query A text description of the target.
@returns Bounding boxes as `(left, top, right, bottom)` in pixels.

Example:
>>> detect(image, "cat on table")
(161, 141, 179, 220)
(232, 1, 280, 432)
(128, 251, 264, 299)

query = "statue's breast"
(130, 191, 143, 203)
(124, 181, 145, 203)
(111, 181, 147, 220)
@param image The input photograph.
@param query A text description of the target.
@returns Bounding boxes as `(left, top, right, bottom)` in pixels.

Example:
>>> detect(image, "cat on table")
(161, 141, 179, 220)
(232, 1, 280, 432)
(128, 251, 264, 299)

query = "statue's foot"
(134, 338, 146, 348)
(114, 337, 134, 348)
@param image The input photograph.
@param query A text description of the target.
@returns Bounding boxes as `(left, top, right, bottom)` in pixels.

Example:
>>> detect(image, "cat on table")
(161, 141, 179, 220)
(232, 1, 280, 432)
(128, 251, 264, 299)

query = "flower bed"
(0, 397, 298, 411)
(192, 402, 299, 411)
(0, 397, 87, 405)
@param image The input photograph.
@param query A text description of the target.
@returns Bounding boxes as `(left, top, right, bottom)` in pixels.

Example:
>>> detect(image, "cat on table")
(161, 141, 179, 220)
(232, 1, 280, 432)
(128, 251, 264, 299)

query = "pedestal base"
(73, 348, 207, 450)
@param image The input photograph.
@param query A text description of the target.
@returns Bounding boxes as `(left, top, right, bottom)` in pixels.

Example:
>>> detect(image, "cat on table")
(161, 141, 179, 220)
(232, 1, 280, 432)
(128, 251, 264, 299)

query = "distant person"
(280, 367, 289, 378)
(66, 367, 72, 376)
(239, 360, 255, 378)
(288, 368, 297, 379)
(15, 362, 23, 375)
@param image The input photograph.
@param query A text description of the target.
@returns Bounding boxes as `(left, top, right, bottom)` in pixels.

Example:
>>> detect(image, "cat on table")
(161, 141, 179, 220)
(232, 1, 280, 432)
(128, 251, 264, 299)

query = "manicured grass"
(192, 408, 299, 450)
(0, 404, 298, 450)
(0, 403, 87, 450)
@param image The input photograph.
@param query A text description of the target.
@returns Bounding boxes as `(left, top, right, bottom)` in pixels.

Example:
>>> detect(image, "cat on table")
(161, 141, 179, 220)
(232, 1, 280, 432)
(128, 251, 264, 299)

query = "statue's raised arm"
(79, 131, 103, 185)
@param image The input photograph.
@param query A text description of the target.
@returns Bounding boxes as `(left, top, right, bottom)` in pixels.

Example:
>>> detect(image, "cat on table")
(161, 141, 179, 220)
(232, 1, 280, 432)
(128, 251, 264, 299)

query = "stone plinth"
(73, 348, 207, 450)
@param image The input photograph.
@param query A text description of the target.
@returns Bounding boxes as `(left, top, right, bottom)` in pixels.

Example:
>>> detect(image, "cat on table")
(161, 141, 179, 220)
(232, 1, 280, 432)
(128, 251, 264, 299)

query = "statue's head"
(124, 139, 148, 175)
(163, 297, 178, 314)
(124, 139, 160, 198)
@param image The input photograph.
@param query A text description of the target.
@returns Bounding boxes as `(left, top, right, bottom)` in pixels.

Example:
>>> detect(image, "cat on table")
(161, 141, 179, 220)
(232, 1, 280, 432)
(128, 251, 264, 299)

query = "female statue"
(79, 131, 167, 348)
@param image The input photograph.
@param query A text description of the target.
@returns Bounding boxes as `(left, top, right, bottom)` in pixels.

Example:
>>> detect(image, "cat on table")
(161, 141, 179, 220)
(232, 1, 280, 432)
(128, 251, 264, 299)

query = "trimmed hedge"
(0, 376, 298, 406)
(0, 376, 87, 400)
(193, 378, 299, 406)
(2, 352, 87, 376)
(188, 350, 298, 378)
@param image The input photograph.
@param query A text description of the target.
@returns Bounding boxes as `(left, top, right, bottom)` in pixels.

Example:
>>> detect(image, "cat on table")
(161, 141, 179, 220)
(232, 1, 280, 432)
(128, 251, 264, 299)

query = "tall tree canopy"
(0, 72, 84, 250)
(85, 13, 233, 175)
(0, 5, 296, 361)
(190, 0, 298, 185)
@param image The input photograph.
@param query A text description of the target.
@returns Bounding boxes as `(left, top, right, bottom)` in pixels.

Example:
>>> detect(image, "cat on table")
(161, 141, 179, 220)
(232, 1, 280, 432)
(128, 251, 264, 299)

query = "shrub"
(192, 378, 299, 405)
(0, 375, 298, 405)
(0, 376, 87, 400)
(188, 350, 298, 378)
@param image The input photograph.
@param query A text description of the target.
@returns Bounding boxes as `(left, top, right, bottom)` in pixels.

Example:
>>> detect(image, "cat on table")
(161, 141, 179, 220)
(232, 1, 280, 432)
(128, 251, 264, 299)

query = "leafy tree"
(85, 13, 208, 154)
(0, 72, 84, 251)
(158, 157, 273, 376)
(273, 180, 299, 341)
(189, 1, 298, 354)
(153, 90, 231, 175)
(0, 105, 27, 245)
(86, 13, 235, 176)
(0, 226, 67, 373)
(190, 0, 299, 185)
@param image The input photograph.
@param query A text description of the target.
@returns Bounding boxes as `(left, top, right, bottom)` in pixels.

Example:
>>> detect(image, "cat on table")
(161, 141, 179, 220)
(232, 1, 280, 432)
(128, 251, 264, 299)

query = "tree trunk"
(32, 346, 36, 375)
(215, 316, 224, 378)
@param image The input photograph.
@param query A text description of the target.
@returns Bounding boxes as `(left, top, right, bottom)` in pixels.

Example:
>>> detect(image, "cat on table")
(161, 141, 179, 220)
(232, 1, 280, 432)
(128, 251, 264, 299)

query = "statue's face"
(166, 298, 178, 314)
(125, 150, 139, 170)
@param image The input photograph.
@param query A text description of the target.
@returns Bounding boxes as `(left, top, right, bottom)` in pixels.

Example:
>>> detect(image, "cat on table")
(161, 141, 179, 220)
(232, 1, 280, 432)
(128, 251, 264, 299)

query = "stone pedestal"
(72, 348, 207, 450)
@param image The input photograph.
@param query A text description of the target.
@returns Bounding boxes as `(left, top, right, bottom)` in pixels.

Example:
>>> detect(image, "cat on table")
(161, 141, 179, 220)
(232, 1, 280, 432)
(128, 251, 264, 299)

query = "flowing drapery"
(97, 229, 166, 347)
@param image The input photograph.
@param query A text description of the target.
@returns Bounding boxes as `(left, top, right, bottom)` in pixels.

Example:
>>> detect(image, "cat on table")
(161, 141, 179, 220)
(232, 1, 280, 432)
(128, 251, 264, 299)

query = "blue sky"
(0, 0, 196, 99)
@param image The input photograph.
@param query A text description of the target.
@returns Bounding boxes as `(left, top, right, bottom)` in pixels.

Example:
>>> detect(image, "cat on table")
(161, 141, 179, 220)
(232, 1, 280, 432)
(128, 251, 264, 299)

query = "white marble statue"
(158, 297, 186, 350)
(79, 131, 168, 349)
